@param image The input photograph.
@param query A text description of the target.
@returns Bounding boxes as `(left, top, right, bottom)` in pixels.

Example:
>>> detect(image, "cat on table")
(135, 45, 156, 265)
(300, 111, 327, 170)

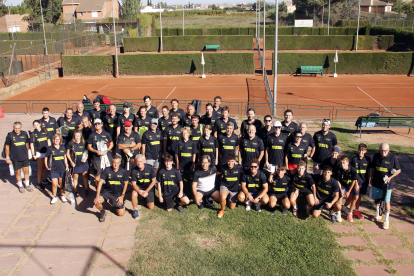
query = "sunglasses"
(296, 136, 303, 138)
(151, 122, 157, 125)
(93, 99, 100, 103)
(265, 120, 272, 122)
(250, 165, 258, 169)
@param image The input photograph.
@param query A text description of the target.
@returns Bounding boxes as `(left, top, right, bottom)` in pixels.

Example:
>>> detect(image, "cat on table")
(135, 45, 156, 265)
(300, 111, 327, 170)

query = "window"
(92, 11, 98, 17)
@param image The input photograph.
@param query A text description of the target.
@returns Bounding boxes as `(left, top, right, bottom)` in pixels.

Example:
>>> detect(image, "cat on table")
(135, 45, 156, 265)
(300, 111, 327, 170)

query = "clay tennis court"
(3, 74, 414, 119)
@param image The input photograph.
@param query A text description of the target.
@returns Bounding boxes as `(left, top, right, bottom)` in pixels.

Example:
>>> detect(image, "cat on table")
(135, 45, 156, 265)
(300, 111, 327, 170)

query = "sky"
(6, 0, 288, 7)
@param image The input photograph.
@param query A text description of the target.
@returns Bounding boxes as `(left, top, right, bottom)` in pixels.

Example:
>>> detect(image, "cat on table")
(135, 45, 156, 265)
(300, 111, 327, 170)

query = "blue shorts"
(371, 186, 392, 203)
(73, 164, 89, 174)
(50, 171, 65, 179)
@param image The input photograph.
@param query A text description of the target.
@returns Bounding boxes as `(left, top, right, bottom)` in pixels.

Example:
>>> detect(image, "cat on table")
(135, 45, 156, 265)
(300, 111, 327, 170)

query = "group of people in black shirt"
(4, 96, 401, 229)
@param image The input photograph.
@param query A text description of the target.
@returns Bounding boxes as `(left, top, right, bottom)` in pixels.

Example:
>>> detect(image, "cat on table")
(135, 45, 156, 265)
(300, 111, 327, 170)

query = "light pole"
(328, 0, 330, 35)
(263, 0, 265, 75)
(39, 0, 48, 55)
(72, 0, 76, 34)
(160, 1, 163, 52)
(273, 0, 278, 117)
(112, 0, 119, 77)
(356, 0, 361, 51)
(182, 0, 185, 36)
(7, 5, 14, 41)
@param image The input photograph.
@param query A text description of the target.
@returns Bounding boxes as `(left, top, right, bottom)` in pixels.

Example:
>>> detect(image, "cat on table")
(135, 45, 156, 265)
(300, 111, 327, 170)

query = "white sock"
(25, 180, 30, 187)
(376, 204, 380, 216)
(385, 210, 390, 221)
(293, 205, 297, 209)
(135, 207, 138, 210)
(17, 181, 23, 188)
(337, 211, 341, 216)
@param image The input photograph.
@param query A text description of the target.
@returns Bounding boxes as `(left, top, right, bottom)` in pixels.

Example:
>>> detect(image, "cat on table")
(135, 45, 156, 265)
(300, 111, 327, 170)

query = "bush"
(124, 35, 253, 52)
(63, 52, 254, 76)
(370, 26, 414, 50)
(264, 35, 390, 50)
(272, 52, 414, 75)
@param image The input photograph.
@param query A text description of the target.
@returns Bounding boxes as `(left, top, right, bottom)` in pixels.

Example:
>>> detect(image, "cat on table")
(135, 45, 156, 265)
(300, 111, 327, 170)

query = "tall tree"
(123, 0, 141, 20)
(23, 0, 62, 24)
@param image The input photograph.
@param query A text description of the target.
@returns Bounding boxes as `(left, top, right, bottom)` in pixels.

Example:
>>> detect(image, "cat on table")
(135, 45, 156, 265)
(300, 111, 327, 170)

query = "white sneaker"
(337, 213, 343, 222)
(50, 197, 58, 205)
(342, 206, 350, 215)
(383, 220, 389, 230)
(245, 201, 251, 211)
(375, 215, 382, 222)
(61, 196, 68, 203)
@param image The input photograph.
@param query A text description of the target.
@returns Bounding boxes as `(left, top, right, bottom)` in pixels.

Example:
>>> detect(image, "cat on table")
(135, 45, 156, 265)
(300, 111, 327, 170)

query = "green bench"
(300, 66, 323, 77)
(83, 103, 136, 115)
(356, 116, 414, 138)
(205, 45, 220, 51)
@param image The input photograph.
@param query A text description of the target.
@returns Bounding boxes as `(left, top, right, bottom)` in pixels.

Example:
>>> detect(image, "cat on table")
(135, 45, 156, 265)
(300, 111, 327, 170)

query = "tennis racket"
(139, 126, 149, 139)
(68, 148, 77, 168)
(122, 139, 133, 171)
(46, 154, 53, 171)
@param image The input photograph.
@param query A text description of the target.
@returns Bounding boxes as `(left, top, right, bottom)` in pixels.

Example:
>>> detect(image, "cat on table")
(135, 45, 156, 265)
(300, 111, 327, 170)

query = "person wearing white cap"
(87, 118, 114, 188)
(312, 119, 338, 175)
(265, 121, 288, 173)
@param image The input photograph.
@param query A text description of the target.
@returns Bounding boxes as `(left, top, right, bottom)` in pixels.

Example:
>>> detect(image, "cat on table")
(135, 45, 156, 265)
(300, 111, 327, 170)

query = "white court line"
(87, 84, 109, 98)
(357, 87, 396, 117)
(157, 87, 177, 110)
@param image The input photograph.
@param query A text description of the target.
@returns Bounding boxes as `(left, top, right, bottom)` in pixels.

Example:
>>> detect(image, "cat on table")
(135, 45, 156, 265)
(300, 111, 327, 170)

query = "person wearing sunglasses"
(281, 110, 299, 139)
(89, 99, 106, 122)
(312, 119, 337, 174)
(240, 108, 264, 138)
(265, 121, 288, 174)
(290, 160, 315, 217)
(239, 125, 264, 171)
(141, 118, 163, 174)
(285, 131, 308, 175)
(239, 158, 269, 212)
(258, 115, 274, 143)
(57, 108, 81, 144)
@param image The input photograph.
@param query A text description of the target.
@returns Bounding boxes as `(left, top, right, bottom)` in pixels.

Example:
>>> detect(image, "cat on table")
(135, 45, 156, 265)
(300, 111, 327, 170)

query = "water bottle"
(69, 192, 75, 206)
(81, 150, 88, 163)
(9, 163, 15, 176)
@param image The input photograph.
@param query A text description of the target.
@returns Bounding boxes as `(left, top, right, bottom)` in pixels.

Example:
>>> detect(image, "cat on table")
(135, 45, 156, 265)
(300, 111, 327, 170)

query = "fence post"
(0, 34, 6, 82)
(33, 29, 41, 82)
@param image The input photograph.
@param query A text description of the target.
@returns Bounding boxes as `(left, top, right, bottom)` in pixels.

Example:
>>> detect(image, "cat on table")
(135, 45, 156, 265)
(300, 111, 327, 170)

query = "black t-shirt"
(266, 133, 288, 166)
(220, 164, 243, 192)
(30, 129, 49, 154)
(157, 167, 183, 198)
(239, 136, 264, 167)
(281, 121, 299, 136)
(313, 131, 338, 163)
(117, 113, 135, 134)
(286, 142, 307, 164)
(190, 124, 203, 142)
(134, 117, 151, 134)
(213, 107, 222, 117)
(301, 132, 315, 154)
(82, 127, 94, 146)
(117, 131, 141, 158)
(73, 111, 91, 125)
(103, 113, 120, 140)
(142, 129, 163, 160)
(351, 155, 372, 185)
(66, 141, 86, 167)
(163, 124, 182, 154)
(57, 117, 79, 142)
(40, 117, 57, 140)
(131, 164, 156, 190)
(258, 127, 274, 143)
(182, 115, 192, 127)
(146, 106, 159, 119)
(292, 172, 315, 191)
(88, 130, 113, 161)
(174, 139, 197, 171)
(158, 116, 172, 131)
(89, 108, 106, 122)
(198, 136, 219, 164)
(169, 108, 185, 124)
(371, 152, 401, 190)
(200, 114, 219, 127)
(217, 133, 239, 165)
(321, 157, 340, 179)
(269, 174, 291, 194)
(214, 117, 239, 135)
(6, 131, 29, 161)
(100, 166, 129, 196)
(313, 175, 340, 200)
(46, 145, 66, 173)
(241, 170, 267, 194)
(336, 166, 359, 190)
(240, 119, 264, 138)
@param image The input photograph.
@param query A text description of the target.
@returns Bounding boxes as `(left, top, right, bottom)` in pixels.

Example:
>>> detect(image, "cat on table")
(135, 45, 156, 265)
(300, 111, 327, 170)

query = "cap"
(322, 118, 331, 125)
(332, 146, 340, 153)
(273, 121, 282, 127)
(93, 98, 100, 103)
(123, 102, 131, 108)
(151, 118, 158, 124)
(124, 121, 132, 127)
(93, 119, 102, 124)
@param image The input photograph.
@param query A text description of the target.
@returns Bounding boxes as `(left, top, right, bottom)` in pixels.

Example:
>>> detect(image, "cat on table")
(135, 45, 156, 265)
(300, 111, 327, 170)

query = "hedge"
(154, 26, 368, 36)
(124, 35, 253, 52)
(63, 52, 254, 76)
(272, 52, 414, 75)
(264, 35, 394, 50)
(370, 26, 414, 50)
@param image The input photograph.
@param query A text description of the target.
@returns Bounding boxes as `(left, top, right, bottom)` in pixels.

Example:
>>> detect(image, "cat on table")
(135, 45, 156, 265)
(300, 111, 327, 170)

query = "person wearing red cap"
(117, 120, 141, 173)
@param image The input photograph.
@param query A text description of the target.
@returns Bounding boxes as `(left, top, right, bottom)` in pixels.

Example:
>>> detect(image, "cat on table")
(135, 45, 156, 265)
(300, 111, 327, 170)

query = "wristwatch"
(257, 196, 261, 200)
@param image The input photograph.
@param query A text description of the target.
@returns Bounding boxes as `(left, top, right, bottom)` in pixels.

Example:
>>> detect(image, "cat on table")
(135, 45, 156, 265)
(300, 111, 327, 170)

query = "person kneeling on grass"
(268, 164, 291, 215)
(157, 154, 190, 213)
(217, 153, 243, 218)
(239, 158, 269, 212)
(192, 155, 220, 210)
(131, 154, 157, 219)
(336, 155, 360, 223)
(312, 166, 341, 223)
(94, 156, 129, 222)
(290, 160, 315, 217)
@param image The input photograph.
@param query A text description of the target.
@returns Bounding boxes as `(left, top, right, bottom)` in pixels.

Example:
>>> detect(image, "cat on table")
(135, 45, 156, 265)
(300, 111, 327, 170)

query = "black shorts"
(12, 159, 30, 171)
(164, 191, 186, 210)
(138, 189, 155, 203)
(295, 188, 313, 197)
(100, 189, 124, 209)
(313, 197, 334, 211)
(359, 182, 369, 195)
(269, 193, 288, 201)
(196, 187, 217, 197)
